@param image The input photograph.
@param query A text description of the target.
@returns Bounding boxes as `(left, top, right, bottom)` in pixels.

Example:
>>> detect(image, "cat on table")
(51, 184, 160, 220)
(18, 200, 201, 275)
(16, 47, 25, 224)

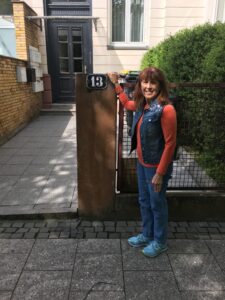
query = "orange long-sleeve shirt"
(115, 85, 177, 175)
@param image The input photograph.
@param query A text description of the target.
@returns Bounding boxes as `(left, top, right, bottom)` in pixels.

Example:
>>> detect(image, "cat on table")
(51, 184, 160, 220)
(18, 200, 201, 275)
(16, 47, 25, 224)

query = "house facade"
(1, 0, 224, 103)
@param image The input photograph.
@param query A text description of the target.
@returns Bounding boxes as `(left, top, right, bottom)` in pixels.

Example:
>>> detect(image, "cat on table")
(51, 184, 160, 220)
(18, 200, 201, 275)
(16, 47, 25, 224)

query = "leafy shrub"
(141, 22, 225, 185)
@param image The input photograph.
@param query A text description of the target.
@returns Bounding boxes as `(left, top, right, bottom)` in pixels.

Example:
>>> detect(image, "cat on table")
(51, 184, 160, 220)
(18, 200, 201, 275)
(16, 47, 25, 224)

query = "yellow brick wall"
(0, 1, 43, 144)
(0, 56, 42, 144)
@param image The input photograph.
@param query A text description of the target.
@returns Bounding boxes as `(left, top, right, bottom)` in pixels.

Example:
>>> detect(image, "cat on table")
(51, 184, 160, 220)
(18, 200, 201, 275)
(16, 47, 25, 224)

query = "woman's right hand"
(107, 72, 119, 85)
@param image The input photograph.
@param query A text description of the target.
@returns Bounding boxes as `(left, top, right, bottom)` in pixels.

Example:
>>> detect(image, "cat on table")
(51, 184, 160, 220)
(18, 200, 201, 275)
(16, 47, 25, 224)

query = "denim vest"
(130, 99, 165, 164)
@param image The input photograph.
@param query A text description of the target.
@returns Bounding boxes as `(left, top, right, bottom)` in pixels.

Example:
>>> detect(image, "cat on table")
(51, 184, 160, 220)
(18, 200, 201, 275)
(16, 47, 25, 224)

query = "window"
(111, 0, 146, 46)
(216, 0, 225, 22)
(0, 0, 13, 15)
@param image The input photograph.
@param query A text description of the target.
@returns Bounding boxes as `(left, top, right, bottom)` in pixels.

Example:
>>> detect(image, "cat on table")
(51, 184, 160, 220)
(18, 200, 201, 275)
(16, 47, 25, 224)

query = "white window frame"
(207, 0, 225, 23)
(216, 0, 225, 22)
(108, 0, 149, 49)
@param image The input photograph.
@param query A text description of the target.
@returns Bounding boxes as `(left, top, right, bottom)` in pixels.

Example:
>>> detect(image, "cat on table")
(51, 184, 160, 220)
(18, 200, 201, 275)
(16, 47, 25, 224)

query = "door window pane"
(112, 0, 125, 42)
(72, 29, 82, 42)
(60, 58, 69, 73)
(73, 59, 82, 73)
(58, 29, 68, 42)
(59, 43, 68, 57)
(73, 44, 82, 57)
(130, 0, 144, 42)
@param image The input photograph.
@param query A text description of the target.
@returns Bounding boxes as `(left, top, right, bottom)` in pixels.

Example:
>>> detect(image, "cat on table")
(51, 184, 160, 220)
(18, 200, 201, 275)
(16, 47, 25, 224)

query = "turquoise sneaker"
(127, 234, 151, 248)
(142, 241, 168, 257)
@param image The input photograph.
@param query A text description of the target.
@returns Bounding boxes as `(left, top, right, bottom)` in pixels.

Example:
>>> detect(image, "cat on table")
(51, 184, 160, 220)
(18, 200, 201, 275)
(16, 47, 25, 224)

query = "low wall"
(0, 55, 42, 144)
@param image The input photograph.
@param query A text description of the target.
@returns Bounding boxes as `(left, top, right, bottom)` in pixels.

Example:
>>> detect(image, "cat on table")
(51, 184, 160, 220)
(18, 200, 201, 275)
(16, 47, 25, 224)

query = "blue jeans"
(137, 161, 173, 244)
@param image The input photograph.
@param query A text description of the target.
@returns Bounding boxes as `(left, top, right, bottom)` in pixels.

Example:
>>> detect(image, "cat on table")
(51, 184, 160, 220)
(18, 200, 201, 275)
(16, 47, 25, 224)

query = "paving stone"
(0, 253, 28, 290)
(0, 291, 12, 300)
(0, 239, 34, 254)
(109, 233, 121, 239)
(75, 233, 84, 239)
(10, 234, 24, 239)
(116, 227, 127, 233)
(12, 222, 24, 228)
(24, 233, 37, 239)
(208, 228, 219, 233)
(4, 228, 17, 233)
(77, 239, 120, 254)
(126, 221, 138, 226)
(84, 227, 94, 233)
(197, 227, 208, 233)
(25, 239, 77, 270)
(180, 291, 225, 300)
(96, 232, 108, 239)
(209, 234, 224, 240)
(121, 240, 171, 271)
(85, 233, 97, 239)
(121, 233, 131, 239)
(206, 240, 225, 270)
(39, 227, 49, 233)
(167, 240, 209, 254)
(12, 271, 72, 300)
(36, 233, 49, 239)
(0, 228, 5, 233)
(185, 233, 199, 239)
(69, 290, 125, 300)
(59, 232, 70, 238)
(198, 234, 210, 239)
(0, 234, 12, 239)
(207, 222, 219, 228)
(94, 226, 104, 232)
(80, 221, 92, 227)
(71, 253, 123, 291)
(176, 227, 187, 233)
(29, 228, 39, 233)
(1, 222, 12, 228)
(16, 228, 29, 233)
(105, 226, 116, 232)
(49, 232, 60, 239)
(124, 271, 180, 300)
(174, 233, 186, 239)
(169, 253, 225, 291)
(104, 221, 115, 227)
(117, 221, 127, 227)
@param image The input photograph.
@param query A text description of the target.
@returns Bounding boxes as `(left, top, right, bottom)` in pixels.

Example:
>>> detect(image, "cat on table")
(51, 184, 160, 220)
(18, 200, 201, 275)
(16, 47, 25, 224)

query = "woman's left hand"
(152, 173, 163, 192)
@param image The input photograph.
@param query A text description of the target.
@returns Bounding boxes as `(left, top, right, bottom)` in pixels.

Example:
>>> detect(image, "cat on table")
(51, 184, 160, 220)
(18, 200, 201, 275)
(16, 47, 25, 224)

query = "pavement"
(0, 114, 77, 217)
(1, 113, 225, 299)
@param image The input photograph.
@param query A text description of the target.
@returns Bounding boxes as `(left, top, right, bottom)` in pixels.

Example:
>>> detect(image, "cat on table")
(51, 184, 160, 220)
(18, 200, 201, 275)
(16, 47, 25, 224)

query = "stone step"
(41, 103, 76, 115)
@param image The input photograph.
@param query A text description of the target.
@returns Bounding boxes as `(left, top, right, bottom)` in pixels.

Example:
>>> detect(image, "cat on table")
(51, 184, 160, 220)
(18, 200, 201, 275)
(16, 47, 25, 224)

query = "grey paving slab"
(206, 240, 225, 270)
(180, 291, 225, 300)
(11, 270, 72, 300)
(7, 155, 34, 165)
(167, 239, 210, 253)
(77, 239, 121, 254)
(121, 239, 171, 271)
(0, 176, 19, 188)
(0, 164, 28, 176)
(0, 239, 34, 254)
(0, 291, 12, 300)
(71, 253, 123, 291)
(0, 253, 28, 290)
(25, 239, 77, 270)
(0, 155, 12, 163)
(0, 186, 12, 201)
(69, 290, 125, 300)
(14, 175, 49, 188)
(37, 186, 75, 204)
(0, 188, 42, 205)
(169, 254, 225, 291)
(22, 164, 54, 176)
(124, 270, 181, 300)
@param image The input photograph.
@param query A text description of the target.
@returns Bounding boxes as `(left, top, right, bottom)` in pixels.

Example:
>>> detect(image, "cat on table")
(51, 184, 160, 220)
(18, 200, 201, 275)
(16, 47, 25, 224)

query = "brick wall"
(0, 1, 43, 144)
(0, 56, 42, 145)
(13, 1, 39, 61)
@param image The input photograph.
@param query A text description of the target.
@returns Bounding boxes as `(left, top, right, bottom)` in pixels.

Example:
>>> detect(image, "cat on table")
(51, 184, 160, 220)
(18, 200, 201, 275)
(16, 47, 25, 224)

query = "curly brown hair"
(133, 67, 169, 110)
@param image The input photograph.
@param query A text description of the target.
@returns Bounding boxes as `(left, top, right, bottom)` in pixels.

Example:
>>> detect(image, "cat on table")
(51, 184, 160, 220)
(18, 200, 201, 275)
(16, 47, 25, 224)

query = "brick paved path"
(1, 218, 225, 240)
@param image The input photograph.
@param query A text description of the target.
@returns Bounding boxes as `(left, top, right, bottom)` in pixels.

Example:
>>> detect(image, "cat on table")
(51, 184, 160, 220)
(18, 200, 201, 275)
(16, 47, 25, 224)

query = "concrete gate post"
(75, 74, 117, 219)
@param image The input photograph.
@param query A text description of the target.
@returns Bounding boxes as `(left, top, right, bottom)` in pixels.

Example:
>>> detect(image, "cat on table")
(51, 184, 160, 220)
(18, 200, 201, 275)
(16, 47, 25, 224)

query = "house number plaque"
(86, 74, 107, 89)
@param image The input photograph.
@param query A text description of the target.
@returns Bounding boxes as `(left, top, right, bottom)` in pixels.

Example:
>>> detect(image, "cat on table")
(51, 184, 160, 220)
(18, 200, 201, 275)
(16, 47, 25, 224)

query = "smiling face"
(140, 80, 160, 101)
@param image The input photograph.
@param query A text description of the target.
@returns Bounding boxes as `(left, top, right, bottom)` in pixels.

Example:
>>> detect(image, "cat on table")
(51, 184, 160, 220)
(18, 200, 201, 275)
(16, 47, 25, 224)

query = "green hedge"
(141, 22, 225, 185)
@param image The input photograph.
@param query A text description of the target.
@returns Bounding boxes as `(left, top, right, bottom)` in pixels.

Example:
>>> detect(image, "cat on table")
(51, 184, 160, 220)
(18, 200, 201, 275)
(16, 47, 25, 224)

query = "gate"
(117, 82, 225, 193)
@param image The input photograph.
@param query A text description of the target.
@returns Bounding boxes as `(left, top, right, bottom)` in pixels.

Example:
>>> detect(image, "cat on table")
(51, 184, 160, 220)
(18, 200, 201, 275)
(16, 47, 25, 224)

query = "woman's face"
(141, 80, 159, 101)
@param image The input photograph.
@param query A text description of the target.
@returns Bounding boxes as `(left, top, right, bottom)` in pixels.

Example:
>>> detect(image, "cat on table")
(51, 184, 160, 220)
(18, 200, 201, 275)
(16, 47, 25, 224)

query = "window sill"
(107, 45, 149, 50)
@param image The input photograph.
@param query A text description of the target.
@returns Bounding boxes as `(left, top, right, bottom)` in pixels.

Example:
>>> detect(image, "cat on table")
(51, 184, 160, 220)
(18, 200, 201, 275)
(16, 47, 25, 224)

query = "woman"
(108, 67, 177, 257)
